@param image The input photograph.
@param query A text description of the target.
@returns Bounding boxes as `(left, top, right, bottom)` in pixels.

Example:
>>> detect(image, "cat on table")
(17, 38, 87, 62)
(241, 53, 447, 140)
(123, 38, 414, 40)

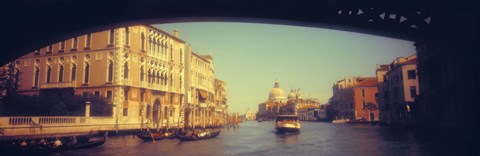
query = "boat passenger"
(53, 138, 62, 148)
(68, 136, 77, 146)
(20, 140, 28, 147)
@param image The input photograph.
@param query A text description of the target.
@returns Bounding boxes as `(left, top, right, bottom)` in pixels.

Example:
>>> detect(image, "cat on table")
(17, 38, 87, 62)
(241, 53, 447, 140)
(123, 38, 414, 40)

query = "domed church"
(268, 80, 286, 103)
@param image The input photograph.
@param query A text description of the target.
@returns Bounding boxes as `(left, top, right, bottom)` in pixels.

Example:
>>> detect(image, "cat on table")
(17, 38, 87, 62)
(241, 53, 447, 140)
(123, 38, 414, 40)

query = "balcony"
(40, 81, 76, 89)
(123, 79, 132, 86)
(140, 82, 148, 88)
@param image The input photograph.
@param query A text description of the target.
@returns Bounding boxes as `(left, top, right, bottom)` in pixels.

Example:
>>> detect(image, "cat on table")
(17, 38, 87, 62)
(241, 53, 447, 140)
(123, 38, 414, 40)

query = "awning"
(198, 90, 209, 99)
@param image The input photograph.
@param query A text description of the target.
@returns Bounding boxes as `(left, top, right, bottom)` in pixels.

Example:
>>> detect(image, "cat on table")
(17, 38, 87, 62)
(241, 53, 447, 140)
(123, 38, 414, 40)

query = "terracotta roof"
(355, 77, 377, 87)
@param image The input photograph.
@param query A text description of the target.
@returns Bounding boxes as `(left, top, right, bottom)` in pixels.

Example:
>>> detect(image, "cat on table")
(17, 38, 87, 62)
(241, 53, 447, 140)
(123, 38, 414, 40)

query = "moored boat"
(1, 132, 106, 154)
(136, 129, 177, 141)
(275, 115, 301, 133)
(175, 129, 221, 141)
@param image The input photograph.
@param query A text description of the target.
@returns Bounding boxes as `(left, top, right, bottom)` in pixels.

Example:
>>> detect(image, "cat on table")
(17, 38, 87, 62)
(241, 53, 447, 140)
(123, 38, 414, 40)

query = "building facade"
(377, 55, 418, 126)
(11, 25, 227, 129)
(256, 80, 287, 120)
(332, 76, 379, 122)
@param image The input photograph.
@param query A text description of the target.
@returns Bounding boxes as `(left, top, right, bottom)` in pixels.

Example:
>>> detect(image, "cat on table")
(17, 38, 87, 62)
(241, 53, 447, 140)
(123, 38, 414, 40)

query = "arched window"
(58, 65, 64, 82)
(34, 66, 39, 87)
(148, 69, 151, 83)
(123, 62, 128, 79)
(156, 71, 161, 84)
(140, 66, 144, 82)
(84, 62, 90, 84)
(107, 60, 113, 83)
(153, 40, 157, 53)
(71, 64, 76, 81)
(46, 65, 51, 83)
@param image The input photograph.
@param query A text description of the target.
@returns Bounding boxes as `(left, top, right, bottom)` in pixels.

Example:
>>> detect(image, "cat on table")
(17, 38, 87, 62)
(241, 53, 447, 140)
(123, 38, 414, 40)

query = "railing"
(123, 79, 132, 86)
(140, 82, 148, 88)
(40, 81, 76, 89)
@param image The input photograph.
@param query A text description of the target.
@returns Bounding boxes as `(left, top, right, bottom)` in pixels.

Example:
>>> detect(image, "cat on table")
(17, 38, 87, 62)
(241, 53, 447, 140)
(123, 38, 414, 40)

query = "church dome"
(269, 80, 286, 102)
(288, 89, 297, 100)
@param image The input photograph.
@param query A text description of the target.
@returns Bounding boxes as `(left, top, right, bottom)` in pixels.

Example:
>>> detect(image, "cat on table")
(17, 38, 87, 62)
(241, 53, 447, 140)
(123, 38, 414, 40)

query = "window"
(58, 65, 64, 82)
(106, 90, 113, 102)
(108, 29, 114, 45)
(71, 64, 76, 81)
(408, 70, 416, 79)
(107, 60, 113, 83)
(94, 91, 100, 97)
(140, 66, 144, 82)
(82, 92, 90, 97)
(140, 92, 145, 102)
(124, 89, 129, 101)
(47, 45, 53, 54)
(141, 32, 145, 51)
(125, 27, 129, 46)
(59, 41, 65, 52)
(361, 88, 365, 97)
(46, 65, 52, 83)
(85, 33, 91, 48)
(362, 101, 366, 109)
(72, 37, 78, 50)
(410, 86, 417, 98)
(180, 49, 183, 63)
(33, 66, 39, 87)
(84, 62, 90, 84)
(124, 62, 128, 79)
(123, 108, 128, 116)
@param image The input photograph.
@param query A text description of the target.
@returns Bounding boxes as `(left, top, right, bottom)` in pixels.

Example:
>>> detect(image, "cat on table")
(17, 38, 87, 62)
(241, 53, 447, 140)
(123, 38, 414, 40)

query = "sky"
(154, 22, 415, 114)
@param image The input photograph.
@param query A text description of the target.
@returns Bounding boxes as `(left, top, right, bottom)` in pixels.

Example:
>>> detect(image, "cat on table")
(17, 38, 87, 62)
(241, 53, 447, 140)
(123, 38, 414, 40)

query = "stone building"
(10, 25, 227, 129)
(332, 76, 379, 122)
(256, 80, 287, 120)
(376, 55, 418, 126)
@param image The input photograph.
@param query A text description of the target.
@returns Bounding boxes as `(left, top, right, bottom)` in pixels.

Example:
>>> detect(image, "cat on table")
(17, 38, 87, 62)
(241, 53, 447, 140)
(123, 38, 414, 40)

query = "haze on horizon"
(155, 22, 415, 114)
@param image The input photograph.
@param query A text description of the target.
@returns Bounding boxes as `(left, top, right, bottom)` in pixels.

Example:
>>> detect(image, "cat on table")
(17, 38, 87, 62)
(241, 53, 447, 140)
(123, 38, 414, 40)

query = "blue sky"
(154, 22, 415, 114)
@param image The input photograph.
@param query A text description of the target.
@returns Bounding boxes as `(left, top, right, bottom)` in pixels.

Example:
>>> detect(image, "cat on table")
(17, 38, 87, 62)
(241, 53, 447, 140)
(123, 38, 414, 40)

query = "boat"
(175, 129, 221, 141)
(2, 132, 106, 154)
(135, 130, 164, 141)
(275, 115, 301, 133)
(136, 129, 177, 141)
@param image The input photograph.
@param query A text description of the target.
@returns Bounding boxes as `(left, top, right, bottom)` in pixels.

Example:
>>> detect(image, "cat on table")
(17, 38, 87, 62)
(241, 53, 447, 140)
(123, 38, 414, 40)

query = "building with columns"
(10, 25, 227, 129)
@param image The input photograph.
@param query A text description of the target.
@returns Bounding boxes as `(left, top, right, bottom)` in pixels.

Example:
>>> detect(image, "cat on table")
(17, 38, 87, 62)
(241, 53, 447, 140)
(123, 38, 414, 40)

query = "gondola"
(135, 131, 164, 141)
(175, 129, 221, 141)
(2, 132, 106, 154)
(136, 129, 177, 141)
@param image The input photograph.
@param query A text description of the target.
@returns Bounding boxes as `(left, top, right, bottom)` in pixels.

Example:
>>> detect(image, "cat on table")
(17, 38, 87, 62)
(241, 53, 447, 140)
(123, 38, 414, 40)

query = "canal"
(52, 121, 475, 156)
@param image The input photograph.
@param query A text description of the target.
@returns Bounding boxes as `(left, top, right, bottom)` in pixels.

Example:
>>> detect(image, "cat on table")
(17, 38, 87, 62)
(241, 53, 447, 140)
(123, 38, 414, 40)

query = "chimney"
(173, 29, 179, 38)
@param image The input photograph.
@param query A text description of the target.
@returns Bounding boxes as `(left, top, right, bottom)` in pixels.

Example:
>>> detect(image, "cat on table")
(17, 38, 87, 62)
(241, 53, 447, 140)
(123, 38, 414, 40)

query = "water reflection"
(49, 121, 477, 156)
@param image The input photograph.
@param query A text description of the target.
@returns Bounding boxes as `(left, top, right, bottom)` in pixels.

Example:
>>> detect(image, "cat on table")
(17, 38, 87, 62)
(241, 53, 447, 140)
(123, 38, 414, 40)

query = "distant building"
(256, 80, 287, 120)
(245, 108, 256, 120)
(377, 54, 418, 126)
(332, 76, 379, 122)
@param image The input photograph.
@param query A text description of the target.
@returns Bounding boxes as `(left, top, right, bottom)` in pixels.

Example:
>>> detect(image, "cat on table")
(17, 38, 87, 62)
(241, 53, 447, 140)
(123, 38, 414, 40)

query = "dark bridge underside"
(0, 0, 478, 65)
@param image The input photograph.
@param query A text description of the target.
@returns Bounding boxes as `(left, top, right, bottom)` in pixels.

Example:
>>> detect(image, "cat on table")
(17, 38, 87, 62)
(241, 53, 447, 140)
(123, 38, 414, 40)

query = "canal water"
(52, 121, 476, 156)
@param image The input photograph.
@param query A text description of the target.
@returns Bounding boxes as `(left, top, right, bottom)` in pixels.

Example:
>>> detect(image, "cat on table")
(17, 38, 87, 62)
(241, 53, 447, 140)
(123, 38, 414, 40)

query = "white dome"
(268, 80, 286, 102)
(288, 89, 297, 100)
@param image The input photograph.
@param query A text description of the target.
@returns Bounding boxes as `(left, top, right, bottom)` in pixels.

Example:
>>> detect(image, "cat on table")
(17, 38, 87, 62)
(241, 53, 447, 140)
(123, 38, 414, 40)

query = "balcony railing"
(123, 79, 132, 86)
(40, 81, 76, 89)
(140, 82, 148, 88)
